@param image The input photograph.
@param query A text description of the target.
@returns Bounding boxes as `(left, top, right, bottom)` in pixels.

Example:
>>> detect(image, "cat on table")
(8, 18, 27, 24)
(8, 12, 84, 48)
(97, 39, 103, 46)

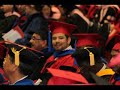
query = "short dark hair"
(35, 30, 48, 40)
(7, 45, 39, 76)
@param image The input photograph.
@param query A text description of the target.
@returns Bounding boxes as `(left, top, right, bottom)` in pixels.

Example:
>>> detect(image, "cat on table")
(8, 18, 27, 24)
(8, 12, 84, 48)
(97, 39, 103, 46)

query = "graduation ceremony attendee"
(105, 12, 120, 62)
(108, 34, 120, 85)
(29, 28, 54, 81)
(40, 20, 80, 84)
(12, 5, 27, 29)
(0, 5, 20, 40)
(15, 5, 48, 47)
(50, 5, 64, 21)
(72, 33, 114, 83)
(29, 28, 53, 60)
(3, 41, 41, 85)
(40, 5, 53, 20)
(93, 5, 119, 24)
(0, 42, 9, 85)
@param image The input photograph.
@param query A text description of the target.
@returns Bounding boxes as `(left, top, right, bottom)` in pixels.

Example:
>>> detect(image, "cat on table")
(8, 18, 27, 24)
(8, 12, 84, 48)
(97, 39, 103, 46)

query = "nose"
(3, 58, 6, 65)
(29, 39, 33, 43)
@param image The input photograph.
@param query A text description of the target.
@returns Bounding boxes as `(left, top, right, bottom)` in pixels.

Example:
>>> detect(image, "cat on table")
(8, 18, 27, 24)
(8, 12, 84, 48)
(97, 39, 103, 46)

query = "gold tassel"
(15, 51, 20, 66)
(11, 47, 26, 66)
(84, 47, 95, 66)
(89, 52, 95, 66)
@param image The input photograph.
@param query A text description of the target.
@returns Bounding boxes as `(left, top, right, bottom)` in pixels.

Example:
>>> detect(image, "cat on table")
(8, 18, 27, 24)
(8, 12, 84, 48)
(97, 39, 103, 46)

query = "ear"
(41, 40, 47, 47)
(11, 64, 19, 72)
(67, 37, 71, 45)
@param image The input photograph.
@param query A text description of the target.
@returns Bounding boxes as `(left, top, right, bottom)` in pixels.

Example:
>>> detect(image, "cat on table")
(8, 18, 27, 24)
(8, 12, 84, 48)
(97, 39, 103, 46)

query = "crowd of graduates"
(0, 4, 120, 85)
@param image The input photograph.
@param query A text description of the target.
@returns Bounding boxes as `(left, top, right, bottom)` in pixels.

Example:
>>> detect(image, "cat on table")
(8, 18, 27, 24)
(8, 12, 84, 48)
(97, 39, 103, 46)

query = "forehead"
(43, 5, 50, 9)
(51, 5, 60, 13)
(2, 5, 13, 7)
(15, 5, 26, 8)
(52, 33, 66, 37)
(1, 5, 13, 10)
(32, 33, 40, 37)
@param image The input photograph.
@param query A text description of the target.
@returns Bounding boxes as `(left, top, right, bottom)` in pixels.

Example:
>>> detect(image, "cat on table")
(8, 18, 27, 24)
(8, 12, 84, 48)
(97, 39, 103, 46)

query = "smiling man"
(39, 20, 82, 85)
(41, 20, 79, 74)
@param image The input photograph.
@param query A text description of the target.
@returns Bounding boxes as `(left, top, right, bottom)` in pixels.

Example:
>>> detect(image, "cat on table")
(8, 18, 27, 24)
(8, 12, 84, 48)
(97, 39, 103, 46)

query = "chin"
(55, 48, 62, 51)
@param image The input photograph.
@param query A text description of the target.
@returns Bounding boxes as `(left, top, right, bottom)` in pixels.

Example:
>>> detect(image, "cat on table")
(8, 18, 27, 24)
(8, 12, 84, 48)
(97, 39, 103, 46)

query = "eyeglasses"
(31, 36, 42, 40)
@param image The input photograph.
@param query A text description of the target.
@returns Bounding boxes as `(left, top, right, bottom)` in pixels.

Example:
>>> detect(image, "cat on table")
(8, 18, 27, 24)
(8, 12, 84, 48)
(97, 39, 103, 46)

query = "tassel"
(11, 47, 26, 66)
(89, 52, 95, 66)
(84, 47, 95, 66)
(15, 51, 20, 66)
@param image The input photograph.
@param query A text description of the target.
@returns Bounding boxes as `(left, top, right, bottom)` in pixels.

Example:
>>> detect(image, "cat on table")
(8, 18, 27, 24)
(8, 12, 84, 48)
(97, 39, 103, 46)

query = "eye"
(59, 37, 64, 39)
(31, 36, 41, 40)
(52, 37, 56, 40)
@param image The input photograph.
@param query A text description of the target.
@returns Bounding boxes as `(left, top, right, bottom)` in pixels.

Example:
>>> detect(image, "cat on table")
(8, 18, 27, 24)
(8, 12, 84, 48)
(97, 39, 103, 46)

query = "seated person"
(3, 41, 41, 85)
(72, 33, 114, 83)
(108, 34, 120, 85)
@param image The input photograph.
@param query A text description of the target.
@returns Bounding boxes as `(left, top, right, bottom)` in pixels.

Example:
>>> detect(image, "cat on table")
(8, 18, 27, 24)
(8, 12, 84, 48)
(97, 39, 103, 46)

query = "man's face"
(1, 5, 13, 13)
(51, 5, 61, 20)
(52, 33, 71, 51)
(15, 5, 26, 13)
(42, 5, 51, 18)
(30, 33, 47, 51)
(24, 5, 36, 15)
(3, 54, 15, 77)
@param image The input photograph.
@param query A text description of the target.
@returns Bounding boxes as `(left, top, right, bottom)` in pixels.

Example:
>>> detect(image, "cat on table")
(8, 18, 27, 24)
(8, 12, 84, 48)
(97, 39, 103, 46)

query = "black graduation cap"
(6, 42, 43, 75)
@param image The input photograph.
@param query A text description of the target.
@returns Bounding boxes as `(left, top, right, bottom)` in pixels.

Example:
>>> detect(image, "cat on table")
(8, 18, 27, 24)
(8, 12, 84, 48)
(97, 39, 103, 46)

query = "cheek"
(3, 56, 8, 66)
(36, 41, 43, 47)
(61, 39, 68, 44)
(32, 41, 39, 45)
(3, 61, 8, 71)
(52, 40, 56, 45)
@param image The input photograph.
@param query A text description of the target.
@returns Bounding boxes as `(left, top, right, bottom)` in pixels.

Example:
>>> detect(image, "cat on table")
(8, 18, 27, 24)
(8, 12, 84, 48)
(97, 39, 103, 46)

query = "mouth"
(54, 44, 61, 47)
(54, 45, 60, 48)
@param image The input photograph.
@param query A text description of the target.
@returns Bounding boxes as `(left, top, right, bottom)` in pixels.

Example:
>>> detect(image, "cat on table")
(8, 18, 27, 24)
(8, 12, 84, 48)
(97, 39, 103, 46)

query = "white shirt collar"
(63, 45, 74, 51)
(10, 75, 28, 85)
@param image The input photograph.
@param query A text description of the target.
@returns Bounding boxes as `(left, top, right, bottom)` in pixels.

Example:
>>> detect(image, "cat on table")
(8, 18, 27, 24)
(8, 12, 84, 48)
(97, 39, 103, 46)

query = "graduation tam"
(49, 20, 77, 36)
(73, 34, 103, 66)
(73, 33, 103, 48)
(4, 41, 43, 67)
(47, 68, 89, 84)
